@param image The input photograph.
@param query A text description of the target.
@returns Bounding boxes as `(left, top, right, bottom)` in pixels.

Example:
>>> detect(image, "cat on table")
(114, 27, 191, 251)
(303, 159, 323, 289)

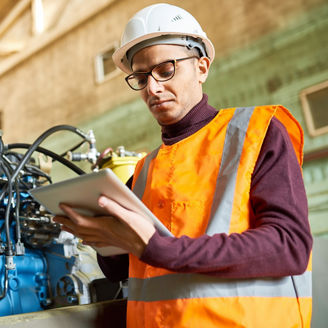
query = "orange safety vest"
(129, 105, 312, 328)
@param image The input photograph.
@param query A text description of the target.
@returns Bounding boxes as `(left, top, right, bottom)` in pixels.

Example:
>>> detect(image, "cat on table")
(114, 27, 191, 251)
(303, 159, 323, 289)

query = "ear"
(197, 57, 210, 84)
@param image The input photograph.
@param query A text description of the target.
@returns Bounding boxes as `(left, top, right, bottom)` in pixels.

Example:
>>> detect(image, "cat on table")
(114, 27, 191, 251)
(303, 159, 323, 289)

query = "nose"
(146, 75, 164, 95)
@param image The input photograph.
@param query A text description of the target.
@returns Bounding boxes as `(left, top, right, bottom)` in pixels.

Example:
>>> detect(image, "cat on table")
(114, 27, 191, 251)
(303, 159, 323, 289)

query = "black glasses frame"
(125, 56, 199, 91)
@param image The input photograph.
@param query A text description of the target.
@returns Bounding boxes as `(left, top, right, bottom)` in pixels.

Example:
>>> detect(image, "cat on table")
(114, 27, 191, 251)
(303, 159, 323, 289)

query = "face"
(131, 44, 210, 125)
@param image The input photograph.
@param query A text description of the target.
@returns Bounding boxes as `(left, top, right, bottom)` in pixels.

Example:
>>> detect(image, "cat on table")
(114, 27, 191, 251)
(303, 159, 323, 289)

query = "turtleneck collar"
(161, 94, 218, 145)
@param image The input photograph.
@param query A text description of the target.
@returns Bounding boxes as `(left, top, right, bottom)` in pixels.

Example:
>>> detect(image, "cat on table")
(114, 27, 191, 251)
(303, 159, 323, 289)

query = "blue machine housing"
(0, 129, 120, 317)
(0, 183, 109, 316)
(0, 249, 48, 316)
(0, 174, 78, 315)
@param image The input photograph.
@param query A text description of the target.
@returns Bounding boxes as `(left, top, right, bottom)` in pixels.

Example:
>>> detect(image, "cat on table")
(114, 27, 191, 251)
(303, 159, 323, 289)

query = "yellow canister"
(101, 156, 141, 183)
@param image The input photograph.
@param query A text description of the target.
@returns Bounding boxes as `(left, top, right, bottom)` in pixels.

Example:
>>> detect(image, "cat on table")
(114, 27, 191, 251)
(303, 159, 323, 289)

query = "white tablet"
(29, 168, 172, 256)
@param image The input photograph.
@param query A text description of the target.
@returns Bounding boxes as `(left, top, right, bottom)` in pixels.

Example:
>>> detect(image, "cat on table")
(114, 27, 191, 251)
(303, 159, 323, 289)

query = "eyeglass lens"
(127, 61, 175, 90)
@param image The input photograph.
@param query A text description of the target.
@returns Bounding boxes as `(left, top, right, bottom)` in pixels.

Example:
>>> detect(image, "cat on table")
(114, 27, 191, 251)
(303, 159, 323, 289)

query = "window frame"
(300, 80, 328, 137)
(94, 42, 120, 84)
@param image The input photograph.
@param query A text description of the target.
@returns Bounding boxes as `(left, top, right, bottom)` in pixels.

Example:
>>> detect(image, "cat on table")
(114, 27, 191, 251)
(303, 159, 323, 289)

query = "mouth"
(149, 99, 172, 109)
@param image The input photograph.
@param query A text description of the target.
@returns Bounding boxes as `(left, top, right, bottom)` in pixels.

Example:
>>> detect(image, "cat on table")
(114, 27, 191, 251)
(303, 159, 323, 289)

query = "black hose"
(0, 155, 30, 217)
(0, 162, 14, 256)
(14, 181, 21, 242)
(7, 143, 86, 176)
(2, 153, 53, 185)
(59, 140, 87, 158)
(0, 125, 88, 255)
(0, 134, 3, 156)
(0, 156, 20, 249)
(10, 125, 88, 183)
(24, 165, 52, 184)
(8, 139, 88, 164)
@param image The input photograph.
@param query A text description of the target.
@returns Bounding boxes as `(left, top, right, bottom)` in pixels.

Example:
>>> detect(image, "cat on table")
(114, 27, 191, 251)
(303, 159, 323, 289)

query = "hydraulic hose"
(10, 125, 88, 183)
(0, 125, 89, 257)
(59, 140, 87, 158)
(14, 181, 21, 242)
(0, 125, 88, 255)
(0, 136, 14, 253)
(0, 156, 22, 251)
(6, 143, 85, 176)
(0, 161, 14, 256)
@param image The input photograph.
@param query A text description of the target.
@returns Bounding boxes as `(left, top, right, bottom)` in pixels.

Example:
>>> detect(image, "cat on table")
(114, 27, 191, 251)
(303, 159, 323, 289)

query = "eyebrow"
(132, 59, 172, 73)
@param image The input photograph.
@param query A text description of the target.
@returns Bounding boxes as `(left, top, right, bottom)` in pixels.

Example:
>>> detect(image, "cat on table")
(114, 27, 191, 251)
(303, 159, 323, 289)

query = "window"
(301, 80, 328, 137)
(94, 43, 120, 83)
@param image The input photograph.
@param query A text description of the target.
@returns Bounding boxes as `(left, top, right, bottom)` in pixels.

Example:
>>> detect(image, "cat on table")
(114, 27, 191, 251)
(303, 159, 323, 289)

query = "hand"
(53, 195, 156, 258)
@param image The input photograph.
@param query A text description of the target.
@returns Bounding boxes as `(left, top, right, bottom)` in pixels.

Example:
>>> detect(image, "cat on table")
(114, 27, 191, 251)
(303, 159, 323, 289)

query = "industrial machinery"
(0, 125, 143, 316)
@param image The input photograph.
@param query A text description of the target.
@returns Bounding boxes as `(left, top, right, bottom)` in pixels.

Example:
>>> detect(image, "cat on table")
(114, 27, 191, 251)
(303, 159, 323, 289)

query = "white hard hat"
(112, 3, 215, 73)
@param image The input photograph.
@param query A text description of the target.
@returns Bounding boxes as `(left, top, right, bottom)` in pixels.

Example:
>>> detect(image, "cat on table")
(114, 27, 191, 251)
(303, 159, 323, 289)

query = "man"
(54, 3, 312, 327)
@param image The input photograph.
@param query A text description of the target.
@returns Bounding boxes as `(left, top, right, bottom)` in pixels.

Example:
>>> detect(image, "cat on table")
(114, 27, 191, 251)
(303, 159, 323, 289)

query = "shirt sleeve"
(139, 117, 313, 278)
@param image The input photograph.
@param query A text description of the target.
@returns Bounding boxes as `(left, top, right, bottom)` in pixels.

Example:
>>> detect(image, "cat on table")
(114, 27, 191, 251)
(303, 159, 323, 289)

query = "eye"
(154, 62, 174, 79)
(135, 75, 148, 87)
(127, 73, 147, 88)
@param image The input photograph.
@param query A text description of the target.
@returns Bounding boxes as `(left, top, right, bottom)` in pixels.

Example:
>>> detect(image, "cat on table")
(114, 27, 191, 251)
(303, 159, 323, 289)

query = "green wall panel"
(204, 3, 328, 153)
(40, 3, 328, 236)
(200, 3, 328, 237)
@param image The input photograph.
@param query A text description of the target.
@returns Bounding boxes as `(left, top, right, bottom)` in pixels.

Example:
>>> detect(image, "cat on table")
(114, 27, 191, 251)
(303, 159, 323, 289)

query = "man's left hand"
(53, 195, 156, 258)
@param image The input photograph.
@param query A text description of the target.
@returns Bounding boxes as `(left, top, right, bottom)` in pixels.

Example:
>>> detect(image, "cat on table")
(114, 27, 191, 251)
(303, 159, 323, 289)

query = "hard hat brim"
(112, 31, 215, 74)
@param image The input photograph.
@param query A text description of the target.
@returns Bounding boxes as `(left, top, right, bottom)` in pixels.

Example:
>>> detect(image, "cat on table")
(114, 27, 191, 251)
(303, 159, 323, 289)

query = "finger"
(54, 214, 97, 238)
(98, 196, 132, 223)
(80, 234, 115, 247)
(81, 234, 114, 245)
(60, 226, 98, 242)
(59, 204, 84, 224)
(82, 241, 113, 248)
(98, 196, 155, 241)
(53, 216, 78, 232)
(59, 204, 101, 231)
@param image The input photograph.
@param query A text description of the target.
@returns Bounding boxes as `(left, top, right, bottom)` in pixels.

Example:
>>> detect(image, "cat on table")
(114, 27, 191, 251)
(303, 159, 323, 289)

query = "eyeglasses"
(125, 56, 199, 91)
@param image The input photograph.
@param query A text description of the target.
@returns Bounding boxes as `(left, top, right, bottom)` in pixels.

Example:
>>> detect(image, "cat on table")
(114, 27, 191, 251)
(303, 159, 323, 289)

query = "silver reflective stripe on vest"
(292, 273, 312, 299)
(133, 146, 160, 200)
(207, 107, 255, 235)
(128, 271, 312, 302)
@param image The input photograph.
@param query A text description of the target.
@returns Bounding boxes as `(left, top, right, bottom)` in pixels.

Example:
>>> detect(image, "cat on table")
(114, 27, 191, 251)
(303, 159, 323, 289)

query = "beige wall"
(0, 0, 325, 144)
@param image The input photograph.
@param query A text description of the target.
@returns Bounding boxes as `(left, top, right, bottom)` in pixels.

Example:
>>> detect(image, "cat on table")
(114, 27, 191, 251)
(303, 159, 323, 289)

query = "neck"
(161, 94, 218, 145)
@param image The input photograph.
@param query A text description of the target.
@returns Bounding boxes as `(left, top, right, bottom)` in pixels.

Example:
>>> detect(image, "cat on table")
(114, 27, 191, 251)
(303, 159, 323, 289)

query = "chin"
(157, 114, 181, 126)
(151, 105, 184, 125)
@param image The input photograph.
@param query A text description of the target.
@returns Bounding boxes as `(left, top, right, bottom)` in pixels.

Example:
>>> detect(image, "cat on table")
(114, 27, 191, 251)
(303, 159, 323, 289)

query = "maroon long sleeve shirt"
(97, 94, 312, 281)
